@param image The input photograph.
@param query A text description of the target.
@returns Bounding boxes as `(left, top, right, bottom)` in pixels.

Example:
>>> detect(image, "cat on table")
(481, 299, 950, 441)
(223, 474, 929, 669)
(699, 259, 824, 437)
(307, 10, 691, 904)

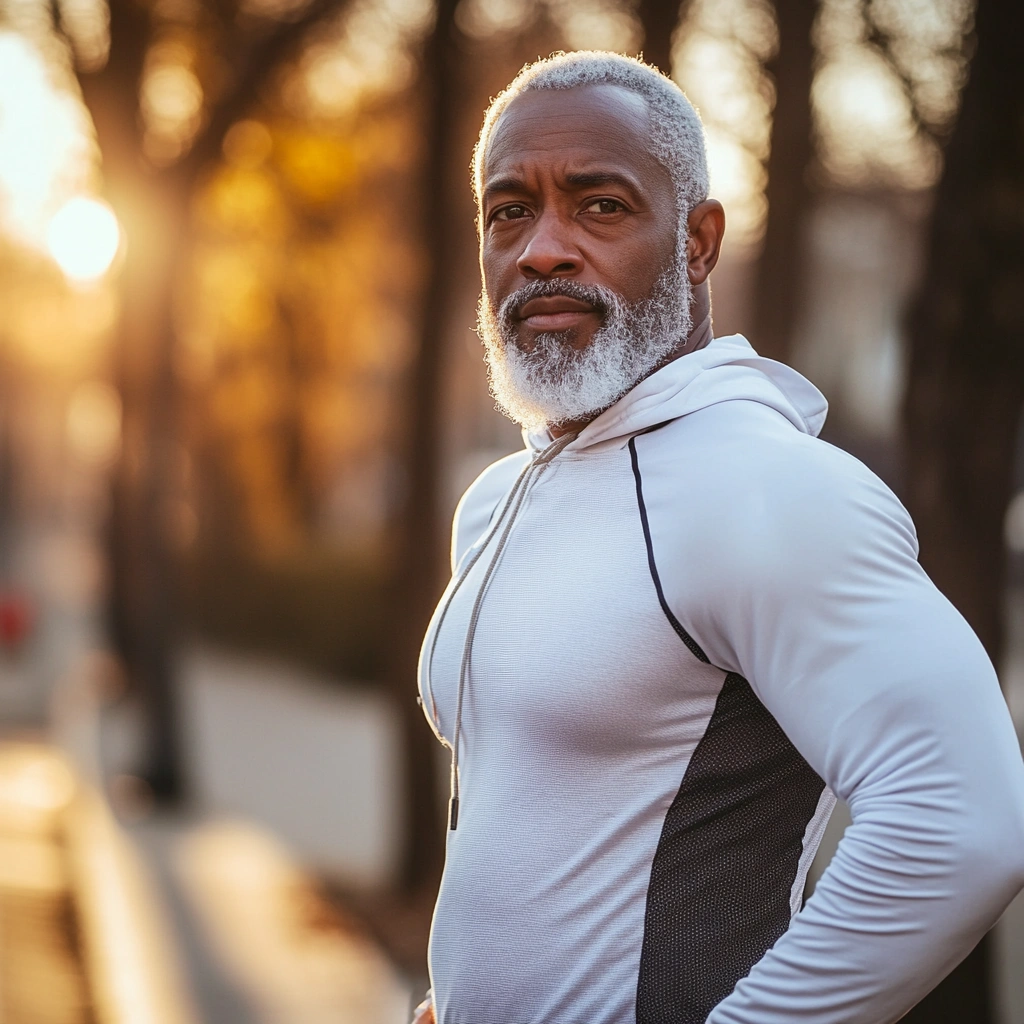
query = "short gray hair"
(472, 51, 710, 251)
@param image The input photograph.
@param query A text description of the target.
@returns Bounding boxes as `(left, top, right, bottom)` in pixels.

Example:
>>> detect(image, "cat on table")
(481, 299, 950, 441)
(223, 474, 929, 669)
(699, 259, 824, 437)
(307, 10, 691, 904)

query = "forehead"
(482, 84, 666, 190)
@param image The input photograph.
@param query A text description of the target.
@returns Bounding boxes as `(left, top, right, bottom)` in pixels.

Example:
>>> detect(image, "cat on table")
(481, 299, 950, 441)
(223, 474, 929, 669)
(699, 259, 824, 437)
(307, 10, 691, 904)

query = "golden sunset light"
(0, 2, 1020, 1023)
(46, 195, 121, 283)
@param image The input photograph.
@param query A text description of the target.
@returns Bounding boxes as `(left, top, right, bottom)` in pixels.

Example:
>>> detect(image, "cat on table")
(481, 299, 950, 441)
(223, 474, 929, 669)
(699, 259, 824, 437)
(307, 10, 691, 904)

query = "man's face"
(477, 84, 688, 430)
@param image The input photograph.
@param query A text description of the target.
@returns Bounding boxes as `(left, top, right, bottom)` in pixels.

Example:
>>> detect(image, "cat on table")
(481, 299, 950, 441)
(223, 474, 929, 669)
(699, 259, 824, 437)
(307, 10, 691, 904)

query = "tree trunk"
(386, 0, 464, 897)
(108, 177, 191, 799)
(73, 0, 187, 800)
(73, 0, 357, 802)
(901, 0, 1024, 1018)
(636, 0, 682, 75)
(750, 0, 817, 363)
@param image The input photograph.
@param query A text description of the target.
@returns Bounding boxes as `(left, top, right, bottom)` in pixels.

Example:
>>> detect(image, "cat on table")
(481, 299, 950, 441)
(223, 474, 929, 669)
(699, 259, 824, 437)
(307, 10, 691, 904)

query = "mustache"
(497, 279, 618, 326)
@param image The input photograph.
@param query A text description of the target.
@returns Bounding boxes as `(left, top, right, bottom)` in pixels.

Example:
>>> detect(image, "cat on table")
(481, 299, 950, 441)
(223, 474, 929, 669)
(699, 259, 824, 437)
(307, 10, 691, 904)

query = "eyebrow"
(563, 170, 643, 196)
(482, 175, 527, 205)
(482, 169, 645, 206)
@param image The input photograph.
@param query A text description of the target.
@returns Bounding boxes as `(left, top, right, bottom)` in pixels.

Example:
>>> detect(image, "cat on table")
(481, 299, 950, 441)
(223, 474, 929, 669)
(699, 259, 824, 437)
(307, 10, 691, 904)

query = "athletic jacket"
(418, 333, 1024, 1024)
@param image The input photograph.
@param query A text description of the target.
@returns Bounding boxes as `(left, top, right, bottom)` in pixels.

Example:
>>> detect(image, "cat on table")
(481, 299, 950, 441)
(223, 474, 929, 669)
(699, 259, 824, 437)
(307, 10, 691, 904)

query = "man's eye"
(493, 204, 530, 221)
(585, 198, 624, 215)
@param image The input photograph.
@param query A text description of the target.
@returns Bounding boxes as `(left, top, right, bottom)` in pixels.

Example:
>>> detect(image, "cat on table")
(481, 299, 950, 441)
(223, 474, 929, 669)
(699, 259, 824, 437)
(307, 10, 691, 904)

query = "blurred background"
(0, 0, 1021, 1020)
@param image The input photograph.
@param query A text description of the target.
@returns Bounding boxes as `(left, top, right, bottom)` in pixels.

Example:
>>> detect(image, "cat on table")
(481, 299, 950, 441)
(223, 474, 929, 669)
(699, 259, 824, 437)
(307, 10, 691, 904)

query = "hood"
(524, 333, 828, 452)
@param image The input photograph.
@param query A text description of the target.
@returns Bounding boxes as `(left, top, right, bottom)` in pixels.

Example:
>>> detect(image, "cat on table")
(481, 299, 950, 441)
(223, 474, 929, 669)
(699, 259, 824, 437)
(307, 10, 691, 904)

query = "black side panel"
(636, 673, 826, 1024)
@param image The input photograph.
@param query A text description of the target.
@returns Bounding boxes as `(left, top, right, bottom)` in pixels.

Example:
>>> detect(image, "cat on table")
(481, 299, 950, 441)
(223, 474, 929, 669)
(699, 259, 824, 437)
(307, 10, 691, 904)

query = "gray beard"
(477, 260, 693, 432)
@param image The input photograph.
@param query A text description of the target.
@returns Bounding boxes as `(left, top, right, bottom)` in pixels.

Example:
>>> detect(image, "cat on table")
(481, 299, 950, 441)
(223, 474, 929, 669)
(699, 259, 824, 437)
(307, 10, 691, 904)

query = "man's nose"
(516, 214, 582, 278)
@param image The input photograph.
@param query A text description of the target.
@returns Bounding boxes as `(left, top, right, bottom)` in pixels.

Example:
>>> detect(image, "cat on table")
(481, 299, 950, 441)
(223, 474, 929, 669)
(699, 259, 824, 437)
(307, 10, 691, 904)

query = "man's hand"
(412, 993, 435, 1024)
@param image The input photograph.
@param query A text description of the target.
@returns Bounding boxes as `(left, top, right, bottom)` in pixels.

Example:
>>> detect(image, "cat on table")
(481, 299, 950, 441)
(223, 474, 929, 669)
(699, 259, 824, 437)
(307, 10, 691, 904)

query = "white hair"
(472, 50, 710, 254)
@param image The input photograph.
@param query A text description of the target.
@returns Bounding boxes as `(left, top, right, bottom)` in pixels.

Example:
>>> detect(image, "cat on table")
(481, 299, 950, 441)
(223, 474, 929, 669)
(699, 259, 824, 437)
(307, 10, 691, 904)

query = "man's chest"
(421, 457, 723, 760)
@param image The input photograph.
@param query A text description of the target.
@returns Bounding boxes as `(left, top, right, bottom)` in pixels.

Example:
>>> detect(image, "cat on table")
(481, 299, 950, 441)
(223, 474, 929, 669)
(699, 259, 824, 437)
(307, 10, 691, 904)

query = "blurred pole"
(750, 0, 817, 364)
(386, 0, 465, 898)
(636, 0, 683, 76)
(901, 0, 1024, 1020)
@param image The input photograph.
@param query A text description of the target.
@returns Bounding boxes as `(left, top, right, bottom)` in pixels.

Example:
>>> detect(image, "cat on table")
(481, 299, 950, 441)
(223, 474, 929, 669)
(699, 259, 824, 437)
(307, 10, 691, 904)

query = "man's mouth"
(517, 295, 597, 332)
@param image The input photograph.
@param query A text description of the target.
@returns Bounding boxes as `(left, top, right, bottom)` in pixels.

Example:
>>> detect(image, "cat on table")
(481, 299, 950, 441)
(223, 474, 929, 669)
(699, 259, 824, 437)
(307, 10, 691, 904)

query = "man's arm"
(670, 439, 1024, 1023)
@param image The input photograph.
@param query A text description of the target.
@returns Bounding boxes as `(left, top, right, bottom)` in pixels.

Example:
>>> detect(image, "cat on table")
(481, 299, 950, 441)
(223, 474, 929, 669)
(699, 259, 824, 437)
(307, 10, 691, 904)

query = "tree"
(58, 0, 352, 799)
(636, 0, 682, 75)
(749, 0, 817, 364)
(385, 0, 465, 897)
(900, 0, 1024, 1019)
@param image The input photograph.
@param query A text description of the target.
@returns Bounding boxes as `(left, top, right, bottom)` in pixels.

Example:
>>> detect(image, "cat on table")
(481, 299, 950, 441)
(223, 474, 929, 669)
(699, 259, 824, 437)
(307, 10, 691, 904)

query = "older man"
(414, 51, 1024, 1024)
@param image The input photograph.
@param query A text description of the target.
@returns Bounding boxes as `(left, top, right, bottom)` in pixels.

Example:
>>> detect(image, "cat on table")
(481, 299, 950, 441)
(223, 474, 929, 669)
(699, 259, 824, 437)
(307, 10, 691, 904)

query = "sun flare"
(46, 196, 121, 283)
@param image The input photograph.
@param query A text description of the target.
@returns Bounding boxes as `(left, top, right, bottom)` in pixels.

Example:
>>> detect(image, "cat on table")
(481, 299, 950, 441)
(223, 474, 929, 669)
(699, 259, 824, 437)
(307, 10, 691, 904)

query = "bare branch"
(180, 0, 353, 182)
(861, 0, 943, 144)
(69, 0, 151, 173)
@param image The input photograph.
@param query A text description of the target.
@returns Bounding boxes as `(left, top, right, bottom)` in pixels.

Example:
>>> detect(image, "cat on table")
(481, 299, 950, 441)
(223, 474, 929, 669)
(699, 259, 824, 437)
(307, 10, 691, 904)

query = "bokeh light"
(46, 196, 121, 283)
(0, 31, 96, 249)
(673, 0, 777, 247)
(140, 39, 205, 164)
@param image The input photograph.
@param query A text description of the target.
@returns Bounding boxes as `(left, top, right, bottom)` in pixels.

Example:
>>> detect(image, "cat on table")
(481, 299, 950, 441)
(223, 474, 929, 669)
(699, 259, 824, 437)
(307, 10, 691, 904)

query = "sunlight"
(287, 0, 431, 119)
(57, 0, 110, 73)
(0, 32, 95, 249)
(47, 196, 121, 283)
(548, 0, 641, 53)
(0, 745, 77, 834)
(813, 49, 940, 188)
(140, 40, 204, 164)
(456, 0, 536, 39)
(813, 0, 972, 188)
(673, 2, 775, 247)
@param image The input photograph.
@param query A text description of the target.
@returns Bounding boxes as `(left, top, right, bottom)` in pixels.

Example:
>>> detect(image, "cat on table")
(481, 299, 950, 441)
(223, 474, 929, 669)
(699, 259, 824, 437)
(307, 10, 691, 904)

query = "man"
(414, 51, 1024, 1024)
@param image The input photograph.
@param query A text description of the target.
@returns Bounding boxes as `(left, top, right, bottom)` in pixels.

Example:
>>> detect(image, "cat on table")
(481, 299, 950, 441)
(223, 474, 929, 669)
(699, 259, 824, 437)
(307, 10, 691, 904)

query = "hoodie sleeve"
(663, 429, 1024, 1024)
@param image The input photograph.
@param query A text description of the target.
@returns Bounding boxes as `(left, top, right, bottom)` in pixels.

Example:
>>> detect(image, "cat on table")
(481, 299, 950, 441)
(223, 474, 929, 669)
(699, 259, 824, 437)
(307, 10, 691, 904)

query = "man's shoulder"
(636, 399, 855, 485)
(635, 401, 917, 571)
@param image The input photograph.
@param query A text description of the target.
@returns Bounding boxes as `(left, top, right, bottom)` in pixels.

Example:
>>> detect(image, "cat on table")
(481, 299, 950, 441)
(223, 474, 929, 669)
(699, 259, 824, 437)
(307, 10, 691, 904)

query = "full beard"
(477, 259, 693, 433)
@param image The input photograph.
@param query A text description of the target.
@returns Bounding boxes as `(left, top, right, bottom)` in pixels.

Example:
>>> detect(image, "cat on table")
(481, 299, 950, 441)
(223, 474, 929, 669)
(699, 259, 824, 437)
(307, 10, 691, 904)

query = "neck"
(547, 310, 713, 438)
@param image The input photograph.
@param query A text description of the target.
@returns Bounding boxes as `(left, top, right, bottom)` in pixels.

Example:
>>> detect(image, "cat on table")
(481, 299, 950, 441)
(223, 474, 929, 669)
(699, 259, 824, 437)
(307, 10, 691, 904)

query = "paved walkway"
(54, 645, 417, 1024)
(130, 814, 413, 1024)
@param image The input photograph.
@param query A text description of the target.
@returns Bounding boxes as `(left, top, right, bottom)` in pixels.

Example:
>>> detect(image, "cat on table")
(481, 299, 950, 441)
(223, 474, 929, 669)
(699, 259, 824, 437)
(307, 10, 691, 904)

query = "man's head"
(473, 51, 724, 432)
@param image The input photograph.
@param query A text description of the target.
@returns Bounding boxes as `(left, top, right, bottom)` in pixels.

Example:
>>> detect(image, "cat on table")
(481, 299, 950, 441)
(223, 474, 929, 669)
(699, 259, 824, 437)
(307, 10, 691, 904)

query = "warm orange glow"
(0, 745, 78, 837)
(67, 380, 122, 467)
(47, 197, 122, 283)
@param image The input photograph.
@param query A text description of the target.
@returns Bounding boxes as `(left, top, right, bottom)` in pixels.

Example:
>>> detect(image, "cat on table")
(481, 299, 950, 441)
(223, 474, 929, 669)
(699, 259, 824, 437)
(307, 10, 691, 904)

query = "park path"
(51, 642, 418, 1024)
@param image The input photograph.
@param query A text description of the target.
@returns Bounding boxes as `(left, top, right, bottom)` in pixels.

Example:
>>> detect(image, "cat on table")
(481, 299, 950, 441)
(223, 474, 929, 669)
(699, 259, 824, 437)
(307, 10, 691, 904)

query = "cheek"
(604, 243, 670, 302)
(480, 245, 510, 298)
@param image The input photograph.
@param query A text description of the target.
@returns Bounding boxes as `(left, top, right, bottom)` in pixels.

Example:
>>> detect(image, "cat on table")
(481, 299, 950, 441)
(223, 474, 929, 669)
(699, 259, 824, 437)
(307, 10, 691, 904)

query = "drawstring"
(422, 454, 540, 735)
(423, 431, 578, 830)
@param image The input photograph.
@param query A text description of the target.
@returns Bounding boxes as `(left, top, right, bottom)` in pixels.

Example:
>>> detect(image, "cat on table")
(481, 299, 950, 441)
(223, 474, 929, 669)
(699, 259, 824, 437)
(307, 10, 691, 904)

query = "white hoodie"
(419, 334, 1024, 1024)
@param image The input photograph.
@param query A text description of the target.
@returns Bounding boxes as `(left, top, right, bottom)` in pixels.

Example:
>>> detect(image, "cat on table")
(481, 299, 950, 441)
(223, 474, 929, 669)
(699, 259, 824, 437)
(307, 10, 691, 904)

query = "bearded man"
(413, 51, 1024, 1024)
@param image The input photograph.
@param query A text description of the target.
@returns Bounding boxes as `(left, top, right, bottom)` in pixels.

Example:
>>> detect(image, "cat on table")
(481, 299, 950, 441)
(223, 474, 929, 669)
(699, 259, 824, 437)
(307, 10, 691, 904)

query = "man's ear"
(686, 200, 725, 286)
